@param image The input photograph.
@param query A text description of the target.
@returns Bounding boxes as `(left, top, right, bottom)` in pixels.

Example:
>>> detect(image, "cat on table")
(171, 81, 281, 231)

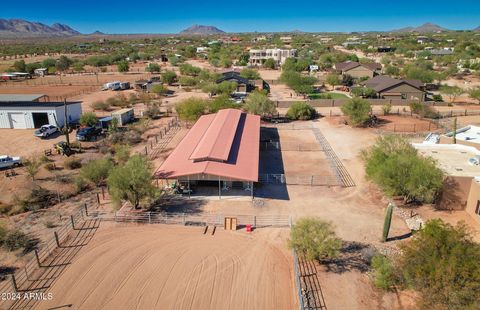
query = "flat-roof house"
(0, 101, 82, 129)
(156, 109, 260, 199)
(361, 75, 425, 101)
(335, 61, 382, 79)
(413, 143, 480, 225)
(249, 48, 297, 67)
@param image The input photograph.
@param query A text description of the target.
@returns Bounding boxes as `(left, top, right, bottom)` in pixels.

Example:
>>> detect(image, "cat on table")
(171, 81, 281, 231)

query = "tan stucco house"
(362, 75, 425, 101)
(335, 61, 382, 79)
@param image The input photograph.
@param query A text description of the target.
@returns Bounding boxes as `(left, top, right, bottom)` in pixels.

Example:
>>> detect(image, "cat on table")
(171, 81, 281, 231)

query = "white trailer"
(112, 108, 134, 126)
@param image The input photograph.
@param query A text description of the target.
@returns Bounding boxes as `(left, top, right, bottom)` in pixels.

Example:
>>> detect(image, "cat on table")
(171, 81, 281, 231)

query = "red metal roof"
(156, 109, 260, 182)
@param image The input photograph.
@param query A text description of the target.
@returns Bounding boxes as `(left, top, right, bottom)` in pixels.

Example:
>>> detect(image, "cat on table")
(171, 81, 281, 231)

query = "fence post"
(155, 135, 158, 143)
(10, 274, 18, 292)
(145, 146, 148, 155)
(34, 250, 42, 267)
(311, 175, 314, 186)
(148, 212, 151, 224)
(183, 212, 186, 225)
(54, 231, 60, 247)
(70, 215, 75, 229)
(465, 109, 467, 116)
(102, 187, 105, 200)
(413, 124, 416, 132)
(96, 193, 100, 205)
(84, 203, 88, 216)
(253, 215, 256, 228)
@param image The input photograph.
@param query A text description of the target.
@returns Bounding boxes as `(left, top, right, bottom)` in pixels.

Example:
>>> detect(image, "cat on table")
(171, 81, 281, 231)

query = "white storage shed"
(0, 101, 82, 129)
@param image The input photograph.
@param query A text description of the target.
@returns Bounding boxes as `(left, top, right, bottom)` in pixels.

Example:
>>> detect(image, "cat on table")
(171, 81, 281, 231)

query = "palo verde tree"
(244, 90, 276, 116)
(286, 102, 316, 120)
(79, 112, 98, 127)
(107, 155, 160, 209)
(289, 217, 342, 261)
(440, 85, 463, 103)
(117, 60, 130, 73)
(175, 97, 207, 122)
(340, 97, 371, 126)
(469, 87, 480, 104)
(362, 135, 444, 204)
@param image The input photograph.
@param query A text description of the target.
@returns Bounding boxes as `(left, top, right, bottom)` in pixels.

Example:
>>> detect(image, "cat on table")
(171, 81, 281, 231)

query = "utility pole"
(64, 99, 70, 147)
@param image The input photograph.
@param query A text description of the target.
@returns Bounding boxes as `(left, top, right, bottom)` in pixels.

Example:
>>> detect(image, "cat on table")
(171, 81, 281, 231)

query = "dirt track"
(35, 224, 295, 310)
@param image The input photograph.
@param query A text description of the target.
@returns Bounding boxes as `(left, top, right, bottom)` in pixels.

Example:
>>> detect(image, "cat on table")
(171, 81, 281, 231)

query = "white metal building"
(0, 101, 82, 129)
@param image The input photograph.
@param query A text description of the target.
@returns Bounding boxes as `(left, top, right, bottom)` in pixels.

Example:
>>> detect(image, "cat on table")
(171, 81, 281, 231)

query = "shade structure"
(156, 109, 260, 182)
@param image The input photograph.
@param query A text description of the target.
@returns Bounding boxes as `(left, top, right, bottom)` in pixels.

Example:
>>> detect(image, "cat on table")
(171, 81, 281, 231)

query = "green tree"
(175, 98, 207, 122)
(179, 63, 201, 76)
(150, 84, 167, 96)
(113, 144, 131, 165)
(117, 60, 130, 73)
(351, 87, 377, 98)
(240, 68, 260, 80)
(286, 102, 316, 120)
(161, 70, 177, 85)
(80, 157, 114, 186)
(79, 112, 98, 127)
(145, 63, 161, 73)
(371, 254, 396, 290)
(107, 155, 159, 209)
(362, 135, 443, 203)
(385, 65, 400, 76)
(208, 95, 237, 113)
(440, 85, 463, 103)
(289, 217, 342, 261)
(25, 62, 41, 74)
(244, 90, 276, 116)
(42, 58, 56, 69)
(326, 73, 341, 90)
(216, 81, 237, 95)
(263, 58, 276, 69)
(56, 55, 72, 71)
(13, 60, 26, 72)
(469, 87, 480, 104)
(73, 62, 84, 72)
(340, 97, 371, 126)
(399, 219, 480, 309)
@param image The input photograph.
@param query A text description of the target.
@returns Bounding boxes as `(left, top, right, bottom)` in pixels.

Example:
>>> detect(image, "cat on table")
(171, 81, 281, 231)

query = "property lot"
(34, 223, 295, 310)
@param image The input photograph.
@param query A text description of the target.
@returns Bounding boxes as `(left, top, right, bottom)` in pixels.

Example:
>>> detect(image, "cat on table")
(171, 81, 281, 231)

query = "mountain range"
(392, 22, 448, 33)
(179, 25, 225, 35)
(0, 19, 80, 38)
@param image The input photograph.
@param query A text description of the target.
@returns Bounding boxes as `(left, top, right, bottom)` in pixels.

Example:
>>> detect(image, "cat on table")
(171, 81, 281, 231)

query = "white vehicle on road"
(34, 124, 58, 138)
(0, 155, 22, 169)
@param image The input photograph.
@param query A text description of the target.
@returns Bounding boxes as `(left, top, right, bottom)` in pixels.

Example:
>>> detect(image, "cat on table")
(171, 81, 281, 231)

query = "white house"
(0, 101, 82, 129)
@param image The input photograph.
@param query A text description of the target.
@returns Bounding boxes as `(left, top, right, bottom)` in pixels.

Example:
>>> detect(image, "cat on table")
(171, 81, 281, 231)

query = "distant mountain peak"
(0, 18, 80, 38)
(392, 22, 448, 33)
(180, 25, 225, 35)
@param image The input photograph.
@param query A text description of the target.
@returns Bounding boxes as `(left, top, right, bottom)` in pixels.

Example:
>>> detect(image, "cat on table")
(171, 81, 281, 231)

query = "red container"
(246, 224, 252, 232)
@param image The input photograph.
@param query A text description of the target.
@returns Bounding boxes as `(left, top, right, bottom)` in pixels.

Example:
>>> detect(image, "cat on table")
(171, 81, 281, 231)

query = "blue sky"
(2, 0, 480, 34)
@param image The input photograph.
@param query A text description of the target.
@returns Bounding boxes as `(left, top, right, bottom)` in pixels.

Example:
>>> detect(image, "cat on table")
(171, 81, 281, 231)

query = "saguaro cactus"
(381, 203, 394, 242)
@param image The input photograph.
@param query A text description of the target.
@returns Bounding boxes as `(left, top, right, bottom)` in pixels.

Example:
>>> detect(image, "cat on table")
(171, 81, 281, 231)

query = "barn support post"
(218, 177, 221, 200)
(251, 182, 254, 200)
(187, 176, 191, 199)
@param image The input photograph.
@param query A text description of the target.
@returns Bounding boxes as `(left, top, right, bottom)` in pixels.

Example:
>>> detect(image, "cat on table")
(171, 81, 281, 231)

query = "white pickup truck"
(0, 155, 22, 169)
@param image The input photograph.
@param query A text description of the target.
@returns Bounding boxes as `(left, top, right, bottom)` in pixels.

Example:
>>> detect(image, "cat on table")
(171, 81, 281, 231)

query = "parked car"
(76, 127, 102, 141)
(34, 124, 58, 138)
(0, 155, 22, 169)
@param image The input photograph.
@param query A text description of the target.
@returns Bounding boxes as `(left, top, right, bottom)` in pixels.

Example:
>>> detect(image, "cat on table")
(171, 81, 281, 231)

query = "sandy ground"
(34, 223, 295, 310)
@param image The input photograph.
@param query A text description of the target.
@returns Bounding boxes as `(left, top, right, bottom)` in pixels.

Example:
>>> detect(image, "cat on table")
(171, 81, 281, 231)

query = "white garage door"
(9, 112, 27, 129)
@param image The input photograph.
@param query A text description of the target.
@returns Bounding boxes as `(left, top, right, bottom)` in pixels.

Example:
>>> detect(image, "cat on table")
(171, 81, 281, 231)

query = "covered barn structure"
(156, 109, 260, 199)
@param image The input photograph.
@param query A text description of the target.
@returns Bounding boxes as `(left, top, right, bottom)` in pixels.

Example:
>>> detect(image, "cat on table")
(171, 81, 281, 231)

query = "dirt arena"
(35, 224, 296, 310)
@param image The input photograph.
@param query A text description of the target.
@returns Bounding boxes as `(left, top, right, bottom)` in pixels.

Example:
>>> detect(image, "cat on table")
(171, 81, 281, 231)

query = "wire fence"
(260, 141, 323, 152)
(138, 117, 181, 159)
(0, 206, 86, 309)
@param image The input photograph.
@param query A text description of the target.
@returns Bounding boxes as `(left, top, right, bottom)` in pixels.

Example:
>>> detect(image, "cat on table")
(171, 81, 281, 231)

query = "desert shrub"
(144, 103, 161, 119)
(128, 93, 138, 105)
(409, 102, 440, 119)
(341, 97, 371, 126)
(382, 103, 392, 115)
(289, 217, 342, 261)
(207, 95, 237, 113)
(113, 144, 130, 164)
(22, 187, 58, 211)
(23, 156, 41, 180)
(398, 220, 480, 309)
(0, 203, 13, 215)
(286, 102, 316, 120)
(44, 220, 56, 228)
(74, 177, 89, 193)
(123, 130, 142, 144)
(371, 254, 396, 290)
(64, 157, 82, 170)
(80, 157, 114, 186)
(91, 100, 111, 111)
(362, 135, 443, 203)
(308, 93, 332, 99)
(150, 84, 168, 96)
(240, 68, 260, 80)
(161, 70, 177, 85)
(0, 222, 7, 243)
(79, 112, 98, 127)
(44, 162, 57, 171)
(432, 94, 443, 102)
(2, 229, 37, 253)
